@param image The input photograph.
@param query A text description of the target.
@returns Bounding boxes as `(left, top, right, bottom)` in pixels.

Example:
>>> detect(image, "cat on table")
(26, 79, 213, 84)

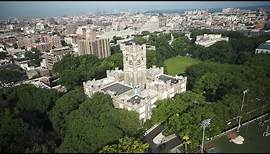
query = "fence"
(206, 112, 269, 143)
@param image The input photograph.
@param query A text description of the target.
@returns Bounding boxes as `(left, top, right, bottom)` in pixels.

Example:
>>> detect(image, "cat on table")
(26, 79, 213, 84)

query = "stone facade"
(195, 34, 229, 47)
(123, 44, 147, 88)
(83, 43, 187, 122)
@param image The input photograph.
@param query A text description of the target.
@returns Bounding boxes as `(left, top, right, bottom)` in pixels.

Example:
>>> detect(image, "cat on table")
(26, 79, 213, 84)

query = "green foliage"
(14, 84, 61, 113)
(132, 36, 147, 45)
(53, 54, 123, 90)
(171, 36, 192, 56)
(25, 51, 40, 60)
(195, 71, 239, 102)
(111, 44, 121, 55)
(99, 136, 149, 153)
(151, 91, 216, 150)
(152, 91, 206, 124)
(141, 31, 151, 36)
(25, 49, 42, 66)
(0, 109, 29, 152)
(0, 68, 25, 84)
(111, 36, 123, 44)
(31, 48, 41, 53)
(48, 87, 86, 136)
(188, 30, 270, 65)
(146, 33, 176, 66)
(152, 54, 270, 151)
(190, 29, 212, 40)
(57, 92, 141, 153)
(0, 84, 62, 153)
(146, 50, 163, 68)
(200, 41, 235, 63)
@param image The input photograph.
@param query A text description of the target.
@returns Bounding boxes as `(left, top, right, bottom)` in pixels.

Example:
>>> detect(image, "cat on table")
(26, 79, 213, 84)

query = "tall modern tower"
(123, 43, 147, 88)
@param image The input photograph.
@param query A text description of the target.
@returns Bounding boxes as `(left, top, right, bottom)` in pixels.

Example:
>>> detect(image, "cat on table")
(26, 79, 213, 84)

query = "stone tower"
(123, 43, 147, 88)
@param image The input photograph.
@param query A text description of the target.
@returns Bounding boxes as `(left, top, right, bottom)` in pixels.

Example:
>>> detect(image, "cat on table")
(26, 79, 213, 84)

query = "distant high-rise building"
(78, 38, 111, 59)
(78, 40, 91, 55)
(86, 31, 96, 41)
(45, 46, 72, 70)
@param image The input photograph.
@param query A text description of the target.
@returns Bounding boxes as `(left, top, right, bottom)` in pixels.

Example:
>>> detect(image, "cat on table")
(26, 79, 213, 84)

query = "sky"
(0, 1, 270, 19)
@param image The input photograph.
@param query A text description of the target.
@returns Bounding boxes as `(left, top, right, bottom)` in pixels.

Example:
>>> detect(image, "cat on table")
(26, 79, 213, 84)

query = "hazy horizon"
(1, 1, 270, 19)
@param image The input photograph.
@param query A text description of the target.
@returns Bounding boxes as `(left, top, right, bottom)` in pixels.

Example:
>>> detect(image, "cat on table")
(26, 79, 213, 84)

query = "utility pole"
(201, 119, 211, 153)
(237, 89, 248, 132)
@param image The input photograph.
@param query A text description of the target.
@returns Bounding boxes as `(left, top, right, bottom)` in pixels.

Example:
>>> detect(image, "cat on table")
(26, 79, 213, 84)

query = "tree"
(171, 36, 192, 56)
(48, 87, 86, 136)
(57, 92, 141, 153)
(14, 84, 61, 114)
(132, 36, 147, 45)
(0, 109, 29, 153)
(141, 31, 151, 36)
(53, 54, 123, 90)
(195, 72, 237, 102)
(111, 36, 123, 44)
(111, 45, 121, 55)
(0, 68, 26, 84)
(25, 51, 40, 60)
(99, 136, 149, 153)
(182, 134, 191, 153)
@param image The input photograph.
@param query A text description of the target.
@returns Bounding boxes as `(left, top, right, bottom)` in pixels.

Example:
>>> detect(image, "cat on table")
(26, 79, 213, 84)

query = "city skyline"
(0, 1, 270, 19)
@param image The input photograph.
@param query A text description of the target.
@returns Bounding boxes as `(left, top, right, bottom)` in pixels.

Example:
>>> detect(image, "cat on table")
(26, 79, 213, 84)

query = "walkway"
(142, 123, 183, 153)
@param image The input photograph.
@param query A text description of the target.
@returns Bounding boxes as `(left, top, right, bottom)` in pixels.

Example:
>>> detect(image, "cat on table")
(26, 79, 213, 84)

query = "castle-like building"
(83, 43, 187, 122)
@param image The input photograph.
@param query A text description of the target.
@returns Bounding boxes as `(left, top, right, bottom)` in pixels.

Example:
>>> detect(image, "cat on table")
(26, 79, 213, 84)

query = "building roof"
(102, 82, 132, 96)
(256, 42, 270, 50)
(158, 75, 178, 84)
(127, 95, 145, 105)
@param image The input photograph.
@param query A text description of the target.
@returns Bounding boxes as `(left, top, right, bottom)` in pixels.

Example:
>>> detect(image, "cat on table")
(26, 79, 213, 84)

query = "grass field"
(208, 120, 270, 153)
(164, 56, 201, 76)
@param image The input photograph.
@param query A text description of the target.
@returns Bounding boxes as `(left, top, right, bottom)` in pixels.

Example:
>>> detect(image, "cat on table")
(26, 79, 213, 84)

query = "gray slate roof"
(158, 75, 178, 84)
(102, 83, 132, 95)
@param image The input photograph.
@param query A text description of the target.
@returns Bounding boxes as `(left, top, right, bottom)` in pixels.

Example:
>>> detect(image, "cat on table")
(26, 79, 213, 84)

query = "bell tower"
(123, 43, 147, 88)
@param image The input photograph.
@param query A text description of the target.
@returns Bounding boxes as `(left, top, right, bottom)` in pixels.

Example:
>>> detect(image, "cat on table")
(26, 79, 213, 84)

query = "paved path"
(142, 123, 183, 153)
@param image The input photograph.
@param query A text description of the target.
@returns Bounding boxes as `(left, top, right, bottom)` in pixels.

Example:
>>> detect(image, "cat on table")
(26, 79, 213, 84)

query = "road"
(142, 123, 183, 153)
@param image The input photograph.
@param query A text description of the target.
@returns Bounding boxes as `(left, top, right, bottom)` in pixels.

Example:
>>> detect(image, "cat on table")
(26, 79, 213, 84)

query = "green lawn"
(164, 56, 201, 75)
(209, 121, 270, 153)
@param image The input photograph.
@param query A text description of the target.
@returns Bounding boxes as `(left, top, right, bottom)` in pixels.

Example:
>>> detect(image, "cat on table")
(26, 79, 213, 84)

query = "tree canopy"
(57, 92, 141, 153)
(99, 136, 149, 153)
(53, 53, 123, 90)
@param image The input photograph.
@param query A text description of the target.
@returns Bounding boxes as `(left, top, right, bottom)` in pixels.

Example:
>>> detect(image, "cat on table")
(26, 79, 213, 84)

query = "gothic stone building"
(83, 43, 187, 122)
